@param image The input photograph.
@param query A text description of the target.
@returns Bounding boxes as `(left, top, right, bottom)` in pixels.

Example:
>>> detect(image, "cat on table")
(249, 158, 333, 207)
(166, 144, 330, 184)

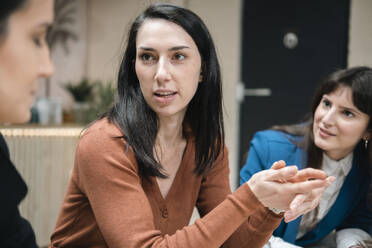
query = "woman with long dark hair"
(0, 0, 54, 247)
(241, 66, 372, 247)
(50, 4, 332, 248)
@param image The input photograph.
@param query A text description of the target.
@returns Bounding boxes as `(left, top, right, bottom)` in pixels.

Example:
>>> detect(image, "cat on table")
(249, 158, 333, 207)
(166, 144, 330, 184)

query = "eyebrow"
(39, 22, 53, 28)
(34, 22, 53, 33)
(323, 95, 362, 115)
(341, 106, 361, 115)
(138, 45, 190, 51)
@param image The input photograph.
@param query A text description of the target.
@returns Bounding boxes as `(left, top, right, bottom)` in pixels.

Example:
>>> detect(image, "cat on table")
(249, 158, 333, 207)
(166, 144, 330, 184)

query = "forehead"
(326, 86, 357, 107)
(11, 0, 54, 28)
(136, 18, 197, 49)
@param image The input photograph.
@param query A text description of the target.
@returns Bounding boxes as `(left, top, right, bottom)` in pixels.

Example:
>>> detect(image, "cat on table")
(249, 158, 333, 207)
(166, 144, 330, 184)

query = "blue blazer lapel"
(284, 217, 302, 243)
(296, 154, 364, 246)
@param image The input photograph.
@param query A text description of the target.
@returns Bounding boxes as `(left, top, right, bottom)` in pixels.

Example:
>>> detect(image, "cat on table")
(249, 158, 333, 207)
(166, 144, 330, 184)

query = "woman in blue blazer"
(240, 66, 372, 248)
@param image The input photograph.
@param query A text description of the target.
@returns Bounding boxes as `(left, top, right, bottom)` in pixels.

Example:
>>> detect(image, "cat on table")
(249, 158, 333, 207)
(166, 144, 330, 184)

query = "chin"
(12, 109, 31, 124)
(314, 137, 328, 151)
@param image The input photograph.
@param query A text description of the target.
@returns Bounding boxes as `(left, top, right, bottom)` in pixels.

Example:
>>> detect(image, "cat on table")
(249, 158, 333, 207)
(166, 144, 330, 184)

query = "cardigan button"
(161, 208, 168, 218)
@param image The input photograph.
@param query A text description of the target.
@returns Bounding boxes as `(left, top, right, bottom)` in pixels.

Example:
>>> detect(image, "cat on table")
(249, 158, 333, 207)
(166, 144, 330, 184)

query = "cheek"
(313, 106, 323, 122)
(188, 64, 202, 89)
(135, 64, 148, 93)
(342, 122, 368, 139)
(134, 62, 141, 81)
(135, 63, 154, 82)
(0, 69, 19, 101)
(183, 76, 200, 100)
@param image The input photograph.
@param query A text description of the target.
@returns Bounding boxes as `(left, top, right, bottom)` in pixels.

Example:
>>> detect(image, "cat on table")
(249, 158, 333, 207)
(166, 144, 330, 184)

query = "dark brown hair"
(0, 0, 28, 40)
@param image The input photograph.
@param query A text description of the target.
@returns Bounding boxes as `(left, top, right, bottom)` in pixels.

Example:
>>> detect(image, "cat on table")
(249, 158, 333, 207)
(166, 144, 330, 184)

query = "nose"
(322, 108, 336, 127)
(154, 58, 171, 84)
(39, 46, 55, 78)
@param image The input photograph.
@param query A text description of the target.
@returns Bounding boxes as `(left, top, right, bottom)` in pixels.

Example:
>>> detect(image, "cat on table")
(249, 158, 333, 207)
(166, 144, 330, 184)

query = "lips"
(154, 91, 177, 97)
(153, 90, 177, 103)
(319, 127, 336, 137)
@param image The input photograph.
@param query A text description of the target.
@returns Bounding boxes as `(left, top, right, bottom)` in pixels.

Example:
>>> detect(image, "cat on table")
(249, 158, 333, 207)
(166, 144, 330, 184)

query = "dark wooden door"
(239, 0, 350, 168)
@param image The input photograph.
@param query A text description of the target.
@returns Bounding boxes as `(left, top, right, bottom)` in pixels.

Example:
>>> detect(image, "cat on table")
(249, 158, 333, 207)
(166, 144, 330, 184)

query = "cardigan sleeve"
(73, 124, 281, 248)
(197, 146, 283, 248)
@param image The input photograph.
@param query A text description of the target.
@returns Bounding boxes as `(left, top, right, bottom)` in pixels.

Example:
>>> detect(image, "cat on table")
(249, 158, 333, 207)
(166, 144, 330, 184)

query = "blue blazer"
(240, 130, 372, 246)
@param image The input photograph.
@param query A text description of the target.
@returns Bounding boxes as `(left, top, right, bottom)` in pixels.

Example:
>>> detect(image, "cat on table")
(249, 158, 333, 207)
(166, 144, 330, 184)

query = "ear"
(363, 129, 372, 140)
(199, 63, 205, 83)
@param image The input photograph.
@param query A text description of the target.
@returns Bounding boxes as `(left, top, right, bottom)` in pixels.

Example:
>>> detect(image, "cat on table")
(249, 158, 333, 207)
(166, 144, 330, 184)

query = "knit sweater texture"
(50, 118, 282, 247)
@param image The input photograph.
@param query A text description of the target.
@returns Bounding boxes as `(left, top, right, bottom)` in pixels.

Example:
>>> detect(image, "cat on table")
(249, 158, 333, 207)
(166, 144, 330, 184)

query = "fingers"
(285, 193, 322, 222)
(285, 197, 317, 222)
(326, 176, 336, 185)
(270, 160, 286, 170)
(270, 161, 287, 183)
(289, 193, 308, 210)
(265, 166, 298, 181)
(288, 178, 329, 195)
(283, 177, 335, 222)
(287, 168, 327, 183)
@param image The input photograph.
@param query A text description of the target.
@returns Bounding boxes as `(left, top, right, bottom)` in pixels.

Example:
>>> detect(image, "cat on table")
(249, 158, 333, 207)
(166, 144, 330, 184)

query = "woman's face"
(313, 86, 371, 160)
(0, 0, 54, 124)
(135, 18, 202, 121)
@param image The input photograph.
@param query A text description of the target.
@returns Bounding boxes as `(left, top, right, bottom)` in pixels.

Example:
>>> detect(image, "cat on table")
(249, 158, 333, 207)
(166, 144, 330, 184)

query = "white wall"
(348, 0, 372, 67)
(37, 0, 88, 110)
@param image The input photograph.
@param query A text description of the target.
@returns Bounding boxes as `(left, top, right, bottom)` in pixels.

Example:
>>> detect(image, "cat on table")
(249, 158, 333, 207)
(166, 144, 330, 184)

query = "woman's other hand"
(270, 160, 335, 222)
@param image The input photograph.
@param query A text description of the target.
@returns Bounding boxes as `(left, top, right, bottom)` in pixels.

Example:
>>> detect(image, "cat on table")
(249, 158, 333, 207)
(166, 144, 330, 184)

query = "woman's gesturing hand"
(247, 160, 334, 221)
(270, 160, 335, 222)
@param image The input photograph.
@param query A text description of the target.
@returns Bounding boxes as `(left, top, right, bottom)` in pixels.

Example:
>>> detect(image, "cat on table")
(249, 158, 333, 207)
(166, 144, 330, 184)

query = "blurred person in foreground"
(0, 0, 54, 247)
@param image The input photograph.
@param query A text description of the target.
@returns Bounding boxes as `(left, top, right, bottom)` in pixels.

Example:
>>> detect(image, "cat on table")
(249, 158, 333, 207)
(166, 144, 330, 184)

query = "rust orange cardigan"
(50, 118, 282, 247)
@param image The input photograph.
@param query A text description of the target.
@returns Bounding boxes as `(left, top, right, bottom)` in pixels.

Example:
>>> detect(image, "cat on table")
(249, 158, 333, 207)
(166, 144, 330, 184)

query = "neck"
(325, 149, 353, 161)
(156, 115, 185, 149)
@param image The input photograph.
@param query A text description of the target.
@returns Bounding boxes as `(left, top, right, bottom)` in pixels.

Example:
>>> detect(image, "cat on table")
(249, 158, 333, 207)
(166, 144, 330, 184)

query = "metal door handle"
(236, 82, 271, 103)
(244, 88, 272, 96)
(236, 83, 272, 103)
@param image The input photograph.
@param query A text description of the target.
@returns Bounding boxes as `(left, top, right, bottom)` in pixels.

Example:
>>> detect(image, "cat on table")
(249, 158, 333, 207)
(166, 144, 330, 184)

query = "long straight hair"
(106, 4, 224, 180)
(272, 66, 372, 169)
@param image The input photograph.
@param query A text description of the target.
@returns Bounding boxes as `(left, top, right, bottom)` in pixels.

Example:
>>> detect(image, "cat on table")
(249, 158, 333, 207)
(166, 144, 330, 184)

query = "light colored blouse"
(297, 152, 353, 238)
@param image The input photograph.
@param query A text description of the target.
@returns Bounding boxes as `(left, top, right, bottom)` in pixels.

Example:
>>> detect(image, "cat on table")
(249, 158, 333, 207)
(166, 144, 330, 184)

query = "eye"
(322, 99, 331, 108)
(139, 53, 155, 61)
(342, 110, 355, 118)
(33, 37, 41, 47)
(172, 53, 186, 61)
(32, 35, 45, 47)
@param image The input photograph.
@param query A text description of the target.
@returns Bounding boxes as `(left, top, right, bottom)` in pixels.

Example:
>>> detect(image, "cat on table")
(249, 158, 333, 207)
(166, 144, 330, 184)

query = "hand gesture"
(247, 160, 334, 221)
(270, 160, 334, 222)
